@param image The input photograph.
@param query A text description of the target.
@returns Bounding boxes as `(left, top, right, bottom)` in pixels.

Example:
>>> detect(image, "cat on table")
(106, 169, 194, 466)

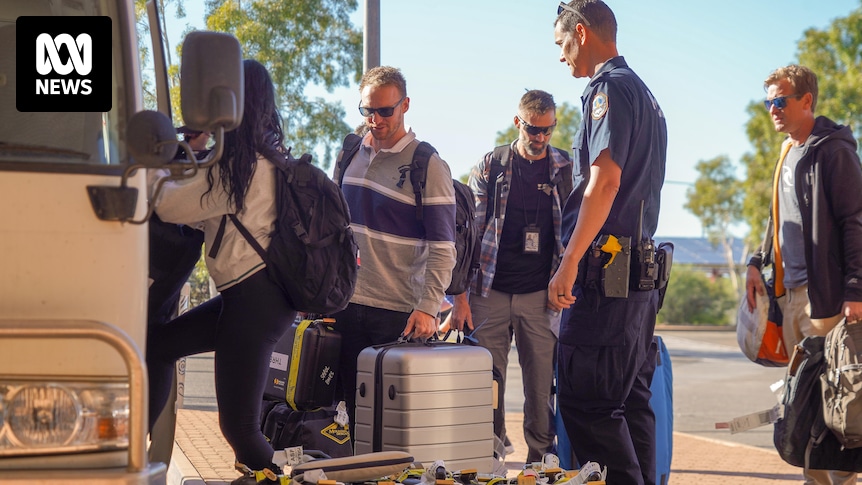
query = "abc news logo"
(17, 16, 111, 112)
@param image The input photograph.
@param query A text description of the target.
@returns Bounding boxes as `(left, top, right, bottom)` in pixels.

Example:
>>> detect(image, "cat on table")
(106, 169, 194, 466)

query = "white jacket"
(155, 154, 277, 290)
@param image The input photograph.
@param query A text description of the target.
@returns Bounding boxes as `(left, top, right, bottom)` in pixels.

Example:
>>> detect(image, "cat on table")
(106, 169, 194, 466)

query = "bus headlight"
(6, 384, 80, 447)
(0, 381, 129, 455)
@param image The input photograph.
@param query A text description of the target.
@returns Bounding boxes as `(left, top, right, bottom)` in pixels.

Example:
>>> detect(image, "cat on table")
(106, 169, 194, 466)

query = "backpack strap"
(486, 144, 511, 224)
(549, 148, 573, 208)
(208, 215, 229, 259)
(230, 214, 267, 260)
(207, 213, 267, 262)
(335, 133, 363, 186)
(397, 141, 436, 221)
(208, 144, 291, 263)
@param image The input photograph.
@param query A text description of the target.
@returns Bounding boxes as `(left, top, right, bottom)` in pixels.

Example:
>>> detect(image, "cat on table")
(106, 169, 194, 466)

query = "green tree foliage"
(740, 3, 862, 241)
(739, 103, 783, 245)
(685, 156, 743, 235)
(684, 155, 745, 293)
(134, 0, 187, 113)
(204, 0, 363, 169)
(494, 101, 581, 155)
(797, 5, 862, 140)
(658, 265, 737, 325)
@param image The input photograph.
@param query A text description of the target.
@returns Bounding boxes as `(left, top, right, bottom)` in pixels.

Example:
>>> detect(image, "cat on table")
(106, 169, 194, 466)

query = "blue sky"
(167, 0, 860, 238)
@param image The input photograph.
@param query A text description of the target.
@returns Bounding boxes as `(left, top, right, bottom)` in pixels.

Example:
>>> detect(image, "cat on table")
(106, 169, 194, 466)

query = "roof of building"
(656, 236, 750, 267)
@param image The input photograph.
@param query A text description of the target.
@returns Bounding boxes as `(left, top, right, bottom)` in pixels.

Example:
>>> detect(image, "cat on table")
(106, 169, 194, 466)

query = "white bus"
(0, 1, 242, 482)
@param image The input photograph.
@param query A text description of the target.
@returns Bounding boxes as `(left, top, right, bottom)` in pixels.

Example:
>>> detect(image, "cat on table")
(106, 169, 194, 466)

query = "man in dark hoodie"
(746, 64, 862, 485)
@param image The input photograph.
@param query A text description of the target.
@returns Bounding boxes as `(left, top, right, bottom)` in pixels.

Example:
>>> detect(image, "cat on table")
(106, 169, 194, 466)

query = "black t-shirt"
(492, 152, 555, 294)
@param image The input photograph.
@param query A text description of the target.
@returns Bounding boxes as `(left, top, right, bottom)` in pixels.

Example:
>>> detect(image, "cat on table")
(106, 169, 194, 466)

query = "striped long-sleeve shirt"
(340, 129, 456, 316)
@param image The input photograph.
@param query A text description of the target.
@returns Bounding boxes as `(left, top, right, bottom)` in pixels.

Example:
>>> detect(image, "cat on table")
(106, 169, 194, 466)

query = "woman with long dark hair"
(148, 59, 295, 485)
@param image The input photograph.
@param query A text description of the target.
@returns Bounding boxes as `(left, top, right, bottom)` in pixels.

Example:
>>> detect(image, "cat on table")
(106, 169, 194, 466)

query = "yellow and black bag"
(264, 318, 342, 410)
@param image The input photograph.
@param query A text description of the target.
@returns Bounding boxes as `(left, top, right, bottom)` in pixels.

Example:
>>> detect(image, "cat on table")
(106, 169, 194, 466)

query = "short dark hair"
(519, 90, 556, 117)
(555, 0, 617, 43)
(359, 66, 407, 98)
(764, 64, 819, 112)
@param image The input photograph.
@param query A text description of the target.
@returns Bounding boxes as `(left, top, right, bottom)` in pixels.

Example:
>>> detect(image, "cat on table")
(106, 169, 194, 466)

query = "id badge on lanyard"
(523, 224, 541, 254)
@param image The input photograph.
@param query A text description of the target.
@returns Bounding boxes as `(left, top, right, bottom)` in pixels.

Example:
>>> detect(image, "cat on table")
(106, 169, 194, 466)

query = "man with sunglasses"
(746, 64, 862, 485)
(331, 66, 456, 436)
(449, 89, 572, 465)
(549, 2, 667, 484)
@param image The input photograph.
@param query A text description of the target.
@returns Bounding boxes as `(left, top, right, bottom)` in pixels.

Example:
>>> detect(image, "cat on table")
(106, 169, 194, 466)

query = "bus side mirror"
(87, 110, 178, 223)
(127, 110, 178, 167)
(180, 31, 244, 134)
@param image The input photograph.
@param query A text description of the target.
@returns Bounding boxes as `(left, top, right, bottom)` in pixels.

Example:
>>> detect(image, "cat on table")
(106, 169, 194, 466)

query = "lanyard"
(514, 156, 546, 226)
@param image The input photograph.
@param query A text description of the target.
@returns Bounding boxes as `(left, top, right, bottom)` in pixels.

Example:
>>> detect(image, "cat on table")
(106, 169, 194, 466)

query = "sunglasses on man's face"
(358, 96, 405, 118)
(518, 116, 557, 137)
(763, 94, 802, 111)
(557, 2, 591, 26)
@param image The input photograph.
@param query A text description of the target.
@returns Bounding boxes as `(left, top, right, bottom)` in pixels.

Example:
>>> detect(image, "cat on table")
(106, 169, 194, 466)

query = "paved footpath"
(169, 408, 816, 484)
(166, 328, 862, 484)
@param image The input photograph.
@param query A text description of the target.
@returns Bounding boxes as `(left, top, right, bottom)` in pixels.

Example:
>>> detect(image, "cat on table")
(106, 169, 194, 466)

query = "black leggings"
(147, 270, 296, 471)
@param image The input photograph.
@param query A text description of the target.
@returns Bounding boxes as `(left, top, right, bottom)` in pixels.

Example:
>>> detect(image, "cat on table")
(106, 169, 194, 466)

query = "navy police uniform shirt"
(562, 56, 668, 245)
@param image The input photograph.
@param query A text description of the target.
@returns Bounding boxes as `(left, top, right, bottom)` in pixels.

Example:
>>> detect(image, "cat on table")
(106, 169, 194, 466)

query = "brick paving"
(172, 409, 822, 484)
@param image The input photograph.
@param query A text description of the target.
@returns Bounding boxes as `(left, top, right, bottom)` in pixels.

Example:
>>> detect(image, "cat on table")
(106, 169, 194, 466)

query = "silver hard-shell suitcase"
(354, 340, 494, 472)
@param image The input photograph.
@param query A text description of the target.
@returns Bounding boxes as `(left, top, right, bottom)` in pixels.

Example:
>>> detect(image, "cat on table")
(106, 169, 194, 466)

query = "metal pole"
(364, 0, 380, 72)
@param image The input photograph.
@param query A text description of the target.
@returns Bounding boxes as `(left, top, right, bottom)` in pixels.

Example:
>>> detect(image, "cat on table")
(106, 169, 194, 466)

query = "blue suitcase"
(652, 335, 674, 485)
(554, 335, 673, 483)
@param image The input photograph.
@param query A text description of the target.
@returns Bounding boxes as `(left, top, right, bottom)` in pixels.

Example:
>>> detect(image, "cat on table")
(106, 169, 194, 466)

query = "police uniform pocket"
(559, 290, 654, 347)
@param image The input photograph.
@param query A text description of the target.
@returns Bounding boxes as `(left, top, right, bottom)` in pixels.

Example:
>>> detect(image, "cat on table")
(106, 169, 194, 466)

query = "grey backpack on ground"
(821, 319, 862, 449)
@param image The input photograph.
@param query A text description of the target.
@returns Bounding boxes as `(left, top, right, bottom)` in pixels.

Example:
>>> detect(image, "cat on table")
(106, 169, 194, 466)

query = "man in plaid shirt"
(450, 90, 573, 463)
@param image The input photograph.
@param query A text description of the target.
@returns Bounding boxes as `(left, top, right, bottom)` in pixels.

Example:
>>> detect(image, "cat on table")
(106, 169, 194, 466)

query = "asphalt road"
(502, 327, 787, 451)
(655, 328, 786, 450)
(177, 326, 788, 451)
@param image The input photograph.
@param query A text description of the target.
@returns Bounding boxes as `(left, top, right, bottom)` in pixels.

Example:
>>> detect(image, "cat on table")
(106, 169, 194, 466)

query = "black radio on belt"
(584, 202, 674, 298)
(632, 200, 658, 291)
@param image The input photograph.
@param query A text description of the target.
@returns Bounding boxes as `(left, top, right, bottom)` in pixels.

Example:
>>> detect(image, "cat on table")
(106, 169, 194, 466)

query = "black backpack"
(773, 335, 862, 471)
(211, 148, 359, 315)
(335, 134, 479, 295)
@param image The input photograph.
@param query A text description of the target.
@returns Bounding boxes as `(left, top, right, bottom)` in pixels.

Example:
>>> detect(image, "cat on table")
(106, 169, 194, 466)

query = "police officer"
(549, 2, 668, 484)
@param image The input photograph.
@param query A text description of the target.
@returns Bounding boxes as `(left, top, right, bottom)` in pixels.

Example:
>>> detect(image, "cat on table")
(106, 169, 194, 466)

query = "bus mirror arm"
(87, 124, 227, 224)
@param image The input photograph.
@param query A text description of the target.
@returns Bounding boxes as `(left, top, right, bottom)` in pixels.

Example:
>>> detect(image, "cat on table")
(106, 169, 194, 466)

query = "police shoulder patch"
(591, 92, 609, 120)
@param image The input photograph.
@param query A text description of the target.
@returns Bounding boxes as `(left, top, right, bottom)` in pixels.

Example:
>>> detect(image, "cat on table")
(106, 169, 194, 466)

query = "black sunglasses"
(557, 2, 591, 26)
(763, 94, 802, 111)
(518, 116, 557, 137)
(358, 97, 405, 118)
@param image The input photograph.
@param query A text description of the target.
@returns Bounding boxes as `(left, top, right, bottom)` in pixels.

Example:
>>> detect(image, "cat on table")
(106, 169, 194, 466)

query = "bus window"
(0, 0, 126, 169)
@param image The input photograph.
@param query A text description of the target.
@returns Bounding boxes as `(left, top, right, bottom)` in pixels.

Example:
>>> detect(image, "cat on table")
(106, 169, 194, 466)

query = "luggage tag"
(272, 446, 305, 467)
(714, 404, 780, 434)
(523, 225, 541, 254)
(435, 318, 489, 346)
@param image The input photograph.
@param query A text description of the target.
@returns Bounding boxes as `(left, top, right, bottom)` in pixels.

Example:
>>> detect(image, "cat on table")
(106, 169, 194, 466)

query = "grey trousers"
(470, 288, 557, 462)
